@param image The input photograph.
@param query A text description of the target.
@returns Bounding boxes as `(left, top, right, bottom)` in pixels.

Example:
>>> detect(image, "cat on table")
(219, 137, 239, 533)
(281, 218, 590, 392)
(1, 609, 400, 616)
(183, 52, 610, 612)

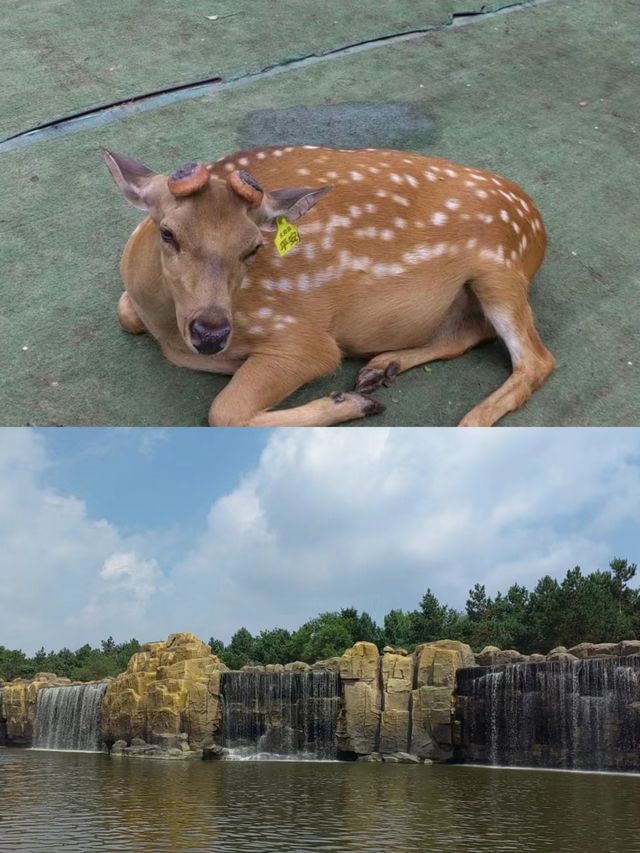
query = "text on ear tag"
(274, 216, 300, 256)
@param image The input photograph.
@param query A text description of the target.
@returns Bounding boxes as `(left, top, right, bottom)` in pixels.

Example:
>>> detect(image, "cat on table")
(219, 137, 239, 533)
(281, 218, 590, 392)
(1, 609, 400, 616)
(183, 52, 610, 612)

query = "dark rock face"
(455, 657, 640, 772)
(220, 670, 340, 758)
(0, 688, 7, 746)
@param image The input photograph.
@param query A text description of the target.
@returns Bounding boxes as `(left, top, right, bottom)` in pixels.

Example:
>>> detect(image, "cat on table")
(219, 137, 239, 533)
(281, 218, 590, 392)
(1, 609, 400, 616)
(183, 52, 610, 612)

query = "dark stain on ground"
(238, 102, 438, 151)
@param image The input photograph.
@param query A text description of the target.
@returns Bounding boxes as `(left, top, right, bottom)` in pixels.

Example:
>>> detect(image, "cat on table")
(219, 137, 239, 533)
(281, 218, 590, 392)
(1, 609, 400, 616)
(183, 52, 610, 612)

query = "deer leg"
(209, 344, 385, 427)
(117, 292, 147, 334)
(355, 315, 496, 394)
(458, 269, 555, 426)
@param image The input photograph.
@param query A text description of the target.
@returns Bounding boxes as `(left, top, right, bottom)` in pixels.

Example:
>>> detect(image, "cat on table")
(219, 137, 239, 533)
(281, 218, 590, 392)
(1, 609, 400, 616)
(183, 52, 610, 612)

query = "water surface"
(1, 749, 638, 852)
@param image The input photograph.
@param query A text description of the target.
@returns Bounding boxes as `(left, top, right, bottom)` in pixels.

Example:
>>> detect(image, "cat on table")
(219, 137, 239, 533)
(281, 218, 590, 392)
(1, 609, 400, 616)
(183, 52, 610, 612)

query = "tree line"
(1, 558, 637, 681)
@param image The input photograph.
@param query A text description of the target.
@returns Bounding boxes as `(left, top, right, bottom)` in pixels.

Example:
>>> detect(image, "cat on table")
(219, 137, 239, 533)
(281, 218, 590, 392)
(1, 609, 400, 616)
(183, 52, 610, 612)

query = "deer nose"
(190, 317, 231, 354)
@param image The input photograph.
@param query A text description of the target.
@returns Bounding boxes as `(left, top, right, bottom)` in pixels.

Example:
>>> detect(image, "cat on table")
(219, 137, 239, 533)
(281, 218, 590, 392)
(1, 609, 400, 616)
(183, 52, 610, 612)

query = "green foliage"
(0, 638, 141, 682)
(1, 557, 638, 680)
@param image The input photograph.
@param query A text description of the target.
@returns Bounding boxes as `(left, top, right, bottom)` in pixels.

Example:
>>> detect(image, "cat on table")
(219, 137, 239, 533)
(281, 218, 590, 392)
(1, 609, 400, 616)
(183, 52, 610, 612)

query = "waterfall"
(0, 687, 6, 746)
(220, 670, 341, 760)
(457, 657, 640, 771)
(32, 683, 107, 752)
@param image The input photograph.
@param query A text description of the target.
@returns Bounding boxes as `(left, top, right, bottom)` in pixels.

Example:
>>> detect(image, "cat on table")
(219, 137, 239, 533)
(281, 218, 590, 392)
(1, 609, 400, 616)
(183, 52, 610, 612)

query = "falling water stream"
(220, 670, 340, 760)
(32, 683, 107, 752)
(456, 657, 640, 771)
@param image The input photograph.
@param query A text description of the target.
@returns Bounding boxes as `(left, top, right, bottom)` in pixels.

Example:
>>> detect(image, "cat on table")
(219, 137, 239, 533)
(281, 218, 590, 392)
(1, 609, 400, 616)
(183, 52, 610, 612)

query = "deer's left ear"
(257, 185, 333, 231)
(228, 170, 332, 231)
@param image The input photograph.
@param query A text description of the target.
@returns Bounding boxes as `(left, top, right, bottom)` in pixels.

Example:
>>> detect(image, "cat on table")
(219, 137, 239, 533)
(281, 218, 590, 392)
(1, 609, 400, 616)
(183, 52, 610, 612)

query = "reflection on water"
(1, 749, 639, 852)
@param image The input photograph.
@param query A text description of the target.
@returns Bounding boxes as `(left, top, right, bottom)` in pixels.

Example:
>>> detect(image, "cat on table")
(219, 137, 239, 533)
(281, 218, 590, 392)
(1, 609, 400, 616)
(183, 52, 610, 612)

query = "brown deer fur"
(103, 145, 555, 426)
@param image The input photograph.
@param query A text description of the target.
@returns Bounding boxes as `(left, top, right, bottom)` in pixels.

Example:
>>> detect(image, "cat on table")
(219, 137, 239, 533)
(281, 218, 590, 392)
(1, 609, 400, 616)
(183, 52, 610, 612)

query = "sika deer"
(102, 145, 555, 426)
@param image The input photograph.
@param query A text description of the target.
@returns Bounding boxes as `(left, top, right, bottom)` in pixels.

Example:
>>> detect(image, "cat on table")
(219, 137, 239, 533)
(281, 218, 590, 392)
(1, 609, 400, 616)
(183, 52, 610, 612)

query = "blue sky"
(0, 427, 638, 654)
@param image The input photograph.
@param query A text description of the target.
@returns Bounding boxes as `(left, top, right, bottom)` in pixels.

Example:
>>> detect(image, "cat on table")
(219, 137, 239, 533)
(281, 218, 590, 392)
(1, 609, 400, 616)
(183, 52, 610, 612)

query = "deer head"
(102, 149, 331, 355)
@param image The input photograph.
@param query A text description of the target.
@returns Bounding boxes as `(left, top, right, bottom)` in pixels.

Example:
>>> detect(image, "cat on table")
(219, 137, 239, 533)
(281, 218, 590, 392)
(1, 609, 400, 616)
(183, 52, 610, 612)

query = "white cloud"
(0, 431, 163, 653)
(0, 428, 638, 654)
(175, 429, 640, 641)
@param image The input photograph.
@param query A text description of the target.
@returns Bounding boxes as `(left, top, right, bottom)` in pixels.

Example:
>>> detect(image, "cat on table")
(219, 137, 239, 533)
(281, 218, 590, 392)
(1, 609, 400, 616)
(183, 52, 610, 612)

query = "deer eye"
(243, 244, 262, 263)
(159, 227, 179, 250)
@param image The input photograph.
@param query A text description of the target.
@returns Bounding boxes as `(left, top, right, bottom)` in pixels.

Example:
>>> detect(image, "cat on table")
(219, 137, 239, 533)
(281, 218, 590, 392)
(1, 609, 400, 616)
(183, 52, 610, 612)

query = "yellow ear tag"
(274, 216, 300, 257)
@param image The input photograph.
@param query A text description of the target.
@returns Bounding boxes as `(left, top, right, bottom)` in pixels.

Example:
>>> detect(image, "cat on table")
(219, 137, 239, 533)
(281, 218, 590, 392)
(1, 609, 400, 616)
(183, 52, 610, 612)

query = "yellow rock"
(101, 631, 227, 749)
(339, 641, 379, 684)
(2, 674, 72, 744)
(336, 680, 380, 754)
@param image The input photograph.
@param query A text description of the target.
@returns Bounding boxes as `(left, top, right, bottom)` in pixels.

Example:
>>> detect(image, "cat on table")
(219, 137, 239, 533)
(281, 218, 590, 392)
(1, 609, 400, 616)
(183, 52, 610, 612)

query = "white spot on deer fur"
(499, 189, 511, 200)
(431, 212, 448, 225)
(350, 171, 364, 181)
(491, 177, 502, 186)
(273, 149, 283, 157)
(444, 168, 458, 178)
(364, 203, 377, 214)
(475, 189, 489, 200)
(444, 199, 461, 211)
(238, 157, 249, 166)
(466, 238, 478, 250)
(424, 171, 438, 182)
(317, 177, 328, 184)
(512, 221, 521, 234)
(337, 179, 349, 186)
(327, 214, 351, 229)
(297, 274, 311, 291)
(402, 158, 414, 165)
(464, 180, 476, 188)
(477, 213, 494, 224)
(240, 278, 252, 290)
(283, 315, 296, 324)
(297, 168, 311, 176)
(520, 235, 528, 252)
(500, 209, 510, 222)
(470, 173, 487, 181)
(256, 152, 266, 160)
(277, 278, 293, 293)
(368, 166, 380, 174)
(349, 205, 362, 218)
(303, 145, 319, 150)
(260, 278, 274, 290)
(391, 194, 410, 207)
(256, 307, 272, 318)
(274, 322, 286, 331)
(284, 147, 294, 153)
(460, 213, 471, 221)
(350, 256, 372, 272)
(301, 221, 323, 234)
(322, 235, 334, 251)
(380, 229, 394, 241)
(355, 227, 378, 239)
(448, 244, 460, 257)
(372, 262, 406, 277)
(520, 199, 530, 212)
(403, 246, 433, 264)
(393, 217, 407, 229)
(405, 174, 419, 188)
(224, 162, 235, 172)
(511, 250, 519, 261)
(303, 243, 316, 260)
(390, 173, 403, 184)
(327, 171, 339, 180)
(479, 248, 506, 265)
(431, 166, 441, 172)
(248, 325, 264, 335)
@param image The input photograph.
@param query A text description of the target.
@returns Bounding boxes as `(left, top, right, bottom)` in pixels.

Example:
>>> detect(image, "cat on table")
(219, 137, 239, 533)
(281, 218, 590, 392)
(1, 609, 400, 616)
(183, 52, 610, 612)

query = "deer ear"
(101, 148, 157, 210)
(257, 185, 333, 231)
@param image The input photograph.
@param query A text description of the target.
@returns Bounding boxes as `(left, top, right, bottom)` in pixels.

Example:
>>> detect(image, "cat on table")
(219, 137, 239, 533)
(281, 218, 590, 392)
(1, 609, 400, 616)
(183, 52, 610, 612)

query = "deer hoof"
(355, 362, 398, 394)
(331, 391, 385, 417)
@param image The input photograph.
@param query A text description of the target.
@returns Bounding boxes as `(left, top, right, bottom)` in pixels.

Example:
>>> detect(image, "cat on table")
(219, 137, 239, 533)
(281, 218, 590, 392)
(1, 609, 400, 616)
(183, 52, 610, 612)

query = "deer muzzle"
(190, 315, 231, 354)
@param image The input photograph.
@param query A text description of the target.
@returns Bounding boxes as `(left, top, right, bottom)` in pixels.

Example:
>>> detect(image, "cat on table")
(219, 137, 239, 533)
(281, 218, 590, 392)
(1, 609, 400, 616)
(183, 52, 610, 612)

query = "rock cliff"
(100, 632, 228, 750)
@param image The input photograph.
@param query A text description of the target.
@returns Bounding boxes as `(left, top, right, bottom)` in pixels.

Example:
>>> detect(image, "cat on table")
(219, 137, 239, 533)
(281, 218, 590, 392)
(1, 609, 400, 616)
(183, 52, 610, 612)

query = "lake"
(1, 749, 639, 852)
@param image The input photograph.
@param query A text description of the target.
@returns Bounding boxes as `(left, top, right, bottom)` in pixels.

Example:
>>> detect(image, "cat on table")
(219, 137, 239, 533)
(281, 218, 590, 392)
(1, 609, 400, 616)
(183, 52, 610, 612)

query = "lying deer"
(102, 145, 555, 426)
